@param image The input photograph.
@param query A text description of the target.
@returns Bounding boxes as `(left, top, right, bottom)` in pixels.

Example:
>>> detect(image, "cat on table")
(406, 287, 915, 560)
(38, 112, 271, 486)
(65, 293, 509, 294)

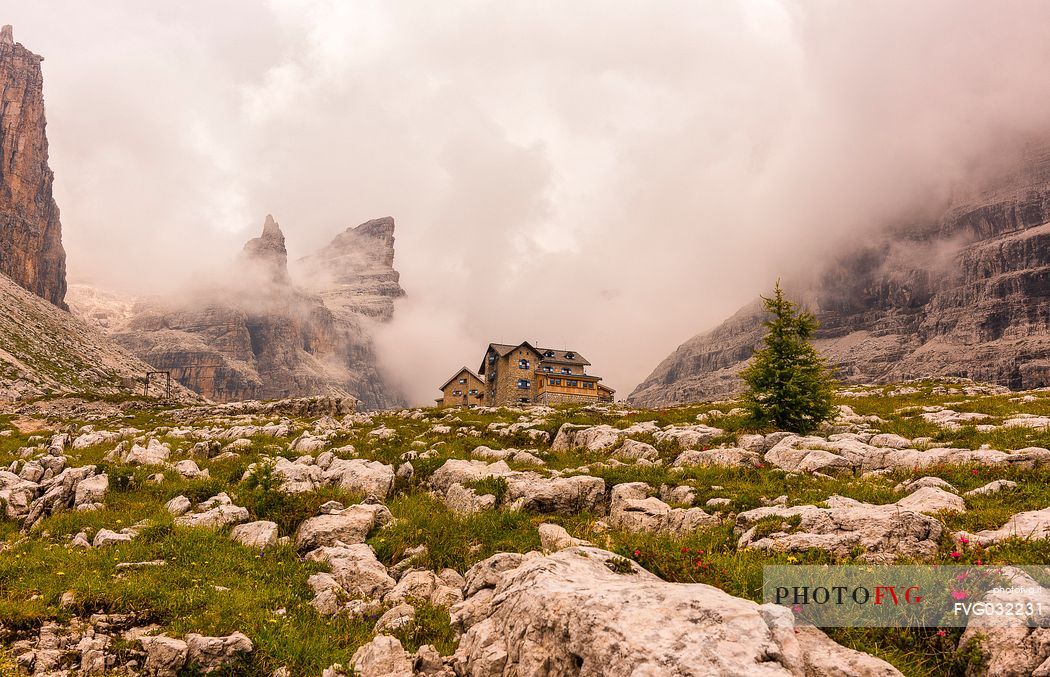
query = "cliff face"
(69, 216, 406, 409)
(0, 26, 67, 309)
(630, 143, 1050, 407)
(0, 272, 196, 402)
(298, 216, 405, 321)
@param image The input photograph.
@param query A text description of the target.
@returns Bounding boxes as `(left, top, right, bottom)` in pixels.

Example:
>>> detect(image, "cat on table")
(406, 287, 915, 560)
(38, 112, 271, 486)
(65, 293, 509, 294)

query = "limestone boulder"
(185, 632, 253, 673)
(229, 521, 279, 549)
(140, 636, 188, 677)
(452, 547, 901, 676)
(504, 474, 605, 514)
(551, 424, 622, 452)
(293, 503, 392, 551)
(174, 494, 249, 530)
(538, 523, 590, 552)
(323, 459, 395, 498)
(351, 634, 413, 677)
(735, 496, 943, 562)
(895, 486, 966, 515)
(608, 482, 718, 536)
(653, 424, 725, 448)
(955, 507, 1050, 546)
(428, 459, 513, 494)
(441, 483, 497, 516)
(672, 447, 762, 468)
(305, 544, 395, 599)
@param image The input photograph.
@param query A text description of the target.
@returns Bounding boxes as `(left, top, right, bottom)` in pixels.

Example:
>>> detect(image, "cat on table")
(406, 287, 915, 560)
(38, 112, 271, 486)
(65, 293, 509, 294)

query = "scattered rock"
(351, 634, 413, 677)
(736, 496, 943, 562)
(229, 521, 279, 549)
(294, 503, 392, 551)
(955, 507, 1050, 546)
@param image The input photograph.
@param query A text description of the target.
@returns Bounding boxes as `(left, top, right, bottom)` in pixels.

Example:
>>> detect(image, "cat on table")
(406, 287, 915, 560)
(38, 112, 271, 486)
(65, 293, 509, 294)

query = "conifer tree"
(741, 282, 836, 433)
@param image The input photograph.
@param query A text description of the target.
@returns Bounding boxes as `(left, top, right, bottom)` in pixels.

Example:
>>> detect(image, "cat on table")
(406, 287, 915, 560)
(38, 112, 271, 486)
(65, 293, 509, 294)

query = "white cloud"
(5, 0, 1050, 402)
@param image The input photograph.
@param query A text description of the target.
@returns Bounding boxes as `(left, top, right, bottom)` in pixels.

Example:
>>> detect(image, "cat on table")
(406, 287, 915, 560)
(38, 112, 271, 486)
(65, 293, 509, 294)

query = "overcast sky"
(6, 1, 1050, 403)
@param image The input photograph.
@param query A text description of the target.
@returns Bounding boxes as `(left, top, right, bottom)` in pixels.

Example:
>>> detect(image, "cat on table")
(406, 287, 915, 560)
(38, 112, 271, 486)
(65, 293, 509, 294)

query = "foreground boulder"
(452, 547, 901, 676)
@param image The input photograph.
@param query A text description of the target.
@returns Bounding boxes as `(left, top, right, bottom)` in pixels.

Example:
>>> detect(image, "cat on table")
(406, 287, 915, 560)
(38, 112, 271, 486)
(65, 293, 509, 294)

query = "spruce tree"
(741, 282, 836, 434)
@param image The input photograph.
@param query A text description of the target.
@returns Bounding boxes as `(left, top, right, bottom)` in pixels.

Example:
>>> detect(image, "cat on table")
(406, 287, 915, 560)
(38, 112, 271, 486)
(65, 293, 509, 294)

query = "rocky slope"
(0, 271, 189, 401)
(69, 216, 406, 409)
(2, 379, 1047, 675)
(0, 26, 67, 309)
(631, 142, 1050, 406)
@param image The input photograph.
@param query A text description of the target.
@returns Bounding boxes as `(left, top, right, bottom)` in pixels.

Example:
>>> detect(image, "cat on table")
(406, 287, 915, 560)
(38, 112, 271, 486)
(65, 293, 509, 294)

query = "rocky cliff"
(297, 216, 405, 321)
(0, 25, 67, 309)
(69, 216, 406, 409)
(630, 143, 1050, 406)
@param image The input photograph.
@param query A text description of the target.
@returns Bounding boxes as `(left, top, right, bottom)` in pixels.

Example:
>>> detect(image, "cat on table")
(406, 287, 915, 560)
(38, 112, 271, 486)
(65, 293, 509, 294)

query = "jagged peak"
(262, 213, 283, 239)
(241, 214, 289, 284)
(350, 216, 396, 239)
(1, 25, 13, 46)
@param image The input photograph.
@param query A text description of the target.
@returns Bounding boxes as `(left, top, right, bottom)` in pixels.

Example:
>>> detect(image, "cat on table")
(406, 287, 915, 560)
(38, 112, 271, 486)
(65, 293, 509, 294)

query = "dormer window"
(543, 350, 554, 358)
(518, 358, 530, 369)
(565, 352, 575, 359)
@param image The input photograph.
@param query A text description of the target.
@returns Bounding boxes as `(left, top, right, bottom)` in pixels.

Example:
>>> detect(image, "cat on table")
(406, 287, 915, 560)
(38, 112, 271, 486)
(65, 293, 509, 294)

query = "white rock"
(293, 504, 393, 551)
(955, 507, 1050, 546)
(351, 634, 412, 677)
(92, 529, 133, 548)
(305, 544, 395, 599)
(174, 459, 206, 479)
(124, 439, 171, 466)
(174, 501, 249, 530)
(608, 483, 718, 536)
(185, 632, 253, 673)
(229, 521, 279, 549)
(895, 486, 966, 515)
(323, 459, 395, 498)
(73, 473, 108, 506)
(965, 479, 1018, 496)
(538, 523, 590, 552)
(452, 547, 901, 676)
(374, 603, 416, 633)
(165, 495, 192, 516)
(139, 635, 188, 676)
(735, 496, 943, 562)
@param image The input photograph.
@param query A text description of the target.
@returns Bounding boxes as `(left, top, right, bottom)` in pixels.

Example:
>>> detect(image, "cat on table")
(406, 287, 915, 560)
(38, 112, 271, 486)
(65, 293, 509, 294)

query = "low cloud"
(7, 1, 1050, 404)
